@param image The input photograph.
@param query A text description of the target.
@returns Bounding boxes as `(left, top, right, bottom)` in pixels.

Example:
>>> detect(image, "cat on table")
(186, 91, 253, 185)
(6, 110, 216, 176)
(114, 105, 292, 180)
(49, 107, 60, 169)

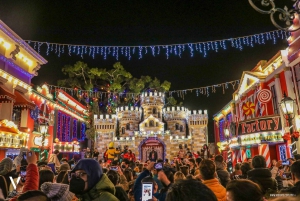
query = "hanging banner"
(238, 116, 282, 135)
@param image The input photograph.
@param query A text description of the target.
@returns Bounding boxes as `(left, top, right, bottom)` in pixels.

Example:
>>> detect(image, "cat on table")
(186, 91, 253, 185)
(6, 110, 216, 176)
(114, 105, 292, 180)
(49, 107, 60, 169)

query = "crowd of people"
(0, 145, 300, 201)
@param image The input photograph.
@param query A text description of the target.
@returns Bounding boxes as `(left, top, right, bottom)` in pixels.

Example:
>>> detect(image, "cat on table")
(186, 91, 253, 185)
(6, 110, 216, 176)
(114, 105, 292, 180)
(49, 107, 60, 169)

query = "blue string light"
(26, 30, 289, 60)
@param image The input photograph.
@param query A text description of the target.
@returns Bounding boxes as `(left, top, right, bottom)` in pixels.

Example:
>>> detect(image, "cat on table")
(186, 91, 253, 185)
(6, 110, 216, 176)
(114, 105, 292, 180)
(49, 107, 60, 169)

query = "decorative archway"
(138, 137, 166, 162)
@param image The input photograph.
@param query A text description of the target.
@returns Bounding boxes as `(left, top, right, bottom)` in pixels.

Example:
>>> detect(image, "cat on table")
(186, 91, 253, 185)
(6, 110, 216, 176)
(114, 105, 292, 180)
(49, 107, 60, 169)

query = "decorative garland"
(46, 79, 239, 100)
(25, 30, 288, 60)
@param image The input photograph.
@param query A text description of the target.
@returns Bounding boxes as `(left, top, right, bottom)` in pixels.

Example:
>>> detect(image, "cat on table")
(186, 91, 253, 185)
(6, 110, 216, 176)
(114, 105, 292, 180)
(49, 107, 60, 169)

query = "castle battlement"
(116, 106, 141, 112)
(141, 92, 165, 97)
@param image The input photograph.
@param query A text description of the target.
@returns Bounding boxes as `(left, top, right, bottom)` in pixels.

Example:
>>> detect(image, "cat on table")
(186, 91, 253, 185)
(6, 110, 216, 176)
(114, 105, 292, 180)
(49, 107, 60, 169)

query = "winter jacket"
(202, 178, 226, 201)
(280, 181, 300, 196)
(133, 169, 151, 201)
(216, 169, 230, 188)
(48, 154, 60, 168)
(247, 168, 278, 194)
(115, 186, 129, 201)
(77, 174, 119, 201)
(10, 164, 39, 201)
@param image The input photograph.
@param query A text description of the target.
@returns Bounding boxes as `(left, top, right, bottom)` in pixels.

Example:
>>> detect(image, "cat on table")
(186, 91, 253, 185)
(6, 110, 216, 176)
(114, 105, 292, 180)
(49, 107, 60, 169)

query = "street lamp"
(39, 123, 49, 148)
(249, 0, 300, 32)
(280, 92, 296, 153)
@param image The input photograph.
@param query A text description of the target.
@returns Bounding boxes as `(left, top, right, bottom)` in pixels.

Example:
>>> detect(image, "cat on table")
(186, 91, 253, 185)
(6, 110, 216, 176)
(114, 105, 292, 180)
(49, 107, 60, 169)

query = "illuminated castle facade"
(94, 92, 208, 161)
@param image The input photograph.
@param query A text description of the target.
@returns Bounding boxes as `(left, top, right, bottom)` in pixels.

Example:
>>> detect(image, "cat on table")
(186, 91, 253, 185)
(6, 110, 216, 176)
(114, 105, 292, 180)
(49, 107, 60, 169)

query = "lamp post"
(39, 123, 49, 149)
(280, 92, 296, 153)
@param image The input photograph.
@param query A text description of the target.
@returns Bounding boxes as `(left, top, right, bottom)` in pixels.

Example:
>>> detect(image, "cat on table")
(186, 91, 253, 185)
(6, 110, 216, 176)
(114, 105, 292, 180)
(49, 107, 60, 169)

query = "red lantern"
(292, 132, 299, 141)
(282, 133, 291, 142)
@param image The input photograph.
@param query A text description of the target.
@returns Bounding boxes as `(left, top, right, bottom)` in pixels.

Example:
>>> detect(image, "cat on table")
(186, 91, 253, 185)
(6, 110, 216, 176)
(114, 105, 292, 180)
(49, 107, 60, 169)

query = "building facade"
(94, 91, 208, 162)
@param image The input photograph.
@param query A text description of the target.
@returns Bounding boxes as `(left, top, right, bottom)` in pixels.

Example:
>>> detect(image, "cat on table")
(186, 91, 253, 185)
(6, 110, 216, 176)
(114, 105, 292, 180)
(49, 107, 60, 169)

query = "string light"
(24, 30, 288, 60)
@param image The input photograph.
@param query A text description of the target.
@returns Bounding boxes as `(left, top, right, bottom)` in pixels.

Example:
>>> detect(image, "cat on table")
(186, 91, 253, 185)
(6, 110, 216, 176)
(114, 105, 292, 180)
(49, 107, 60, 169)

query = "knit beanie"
(41, 182, 74, 201)
(0, 158, 13, 175)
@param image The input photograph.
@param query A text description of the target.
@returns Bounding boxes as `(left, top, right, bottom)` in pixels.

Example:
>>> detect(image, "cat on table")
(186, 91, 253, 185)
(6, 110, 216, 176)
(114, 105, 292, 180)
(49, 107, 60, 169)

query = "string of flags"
(46, 79, 239, 100)
(25, 30, 289, 60)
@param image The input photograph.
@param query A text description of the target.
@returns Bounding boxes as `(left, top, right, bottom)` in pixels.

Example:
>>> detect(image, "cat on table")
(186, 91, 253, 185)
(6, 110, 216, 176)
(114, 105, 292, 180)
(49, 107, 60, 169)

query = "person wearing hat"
(41, 182, 77, 201)
(69, 158, 118, 201)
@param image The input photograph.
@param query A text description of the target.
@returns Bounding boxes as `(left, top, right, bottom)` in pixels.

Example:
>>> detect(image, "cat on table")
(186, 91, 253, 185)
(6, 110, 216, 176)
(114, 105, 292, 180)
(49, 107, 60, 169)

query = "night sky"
(0, 1, 290, 142)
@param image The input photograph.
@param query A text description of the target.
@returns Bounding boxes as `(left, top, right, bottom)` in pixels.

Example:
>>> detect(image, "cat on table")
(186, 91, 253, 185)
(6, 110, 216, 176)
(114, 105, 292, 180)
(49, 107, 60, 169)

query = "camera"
(20, 166, 27, 182)
(154, 162, 163, 170)
(110, 166, 118, 171)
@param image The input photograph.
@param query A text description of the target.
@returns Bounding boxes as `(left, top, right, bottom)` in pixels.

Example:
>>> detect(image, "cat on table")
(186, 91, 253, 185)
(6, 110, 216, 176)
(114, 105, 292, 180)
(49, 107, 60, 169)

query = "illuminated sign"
(34, 136, 49, 146)
(238, 116, 282, 135)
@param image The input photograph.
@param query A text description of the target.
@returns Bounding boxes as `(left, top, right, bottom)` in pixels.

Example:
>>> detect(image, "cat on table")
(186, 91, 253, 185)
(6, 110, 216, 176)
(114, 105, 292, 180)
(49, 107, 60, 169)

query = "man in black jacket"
(149, 147, 158, 162)
(247, 155, 278, 195)
(280, 160, 300, 196)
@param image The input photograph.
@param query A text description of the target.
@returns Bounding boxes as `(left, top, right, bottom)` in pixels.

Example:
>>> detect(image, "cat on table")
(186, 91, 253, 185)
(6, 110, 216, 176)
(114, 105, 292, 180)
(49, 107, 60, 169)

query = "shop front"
(0, 119, 29, 160)
(230, 115, 290, 167)
(53, 138, 80, 160)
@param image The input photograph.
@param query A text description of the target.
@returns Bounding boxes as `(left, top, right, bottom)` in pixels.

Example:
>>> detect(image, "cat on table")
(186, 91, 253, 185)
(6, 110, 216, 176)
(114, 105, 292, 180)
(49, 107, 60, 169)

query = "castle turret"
(116, 106, 142, 136)
(163, 106, 188, 136)
(140, 92, 164, 121)
(187, 110, 208, 146)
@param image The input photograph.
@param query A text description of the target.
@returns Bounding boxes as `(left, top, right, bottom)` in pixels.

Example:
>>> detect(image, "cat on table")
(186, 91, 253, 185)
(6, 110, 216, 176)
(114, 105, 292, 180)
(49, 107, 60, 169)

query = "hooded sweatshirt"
(71, 159, 119, 201)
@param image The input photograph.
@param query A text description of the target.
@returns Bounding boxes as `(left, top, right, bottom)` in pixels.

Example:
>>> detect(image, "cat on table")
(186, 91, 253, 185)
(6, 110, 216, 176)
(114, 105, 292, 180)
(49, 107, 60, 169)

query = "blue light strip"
(25, 30, 289, 60)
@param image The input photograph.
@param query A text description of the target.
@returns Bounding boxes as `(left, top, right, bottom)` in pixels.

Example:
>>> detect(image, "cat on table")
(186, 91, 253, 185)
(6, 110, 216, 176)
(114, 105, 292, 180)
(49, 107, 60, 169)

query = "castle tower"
(163, 106, 188, 136)
(140, 92, 165, 121)
(188, 110, 208, 151)
(116, 106, 142, 136)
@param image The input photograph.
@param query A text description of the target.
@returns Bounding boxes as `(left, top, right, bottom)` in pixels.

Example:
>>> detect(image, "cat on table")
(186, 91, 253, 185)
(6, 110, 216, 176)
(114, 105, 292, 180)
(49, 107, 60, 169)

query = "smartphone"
(20, 166, 27, 182)
(142, 182, 153, 201)
(110, 166, 118, 171)
(154, 162, 163, 170)
(67, 170, 72, 181)
(22, 152, 27, 160)
(71, 164, 75, 169)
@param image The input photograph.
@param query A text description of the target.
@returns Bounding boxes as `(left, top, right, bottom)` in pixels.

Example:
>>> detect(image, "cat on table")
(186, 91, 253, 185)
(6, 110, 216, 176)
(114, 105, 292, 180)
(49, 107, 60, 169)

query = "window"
(270, 85, 279, 114)
(145, 123, 148, 127)
(126, 123, 130, 130)
(150, 120, 154, 127)
(153, 108, 157, 114)
(122, 127, 125, 134)
(180, 125, 183, 132)
(12, 108, 21, 126)
(158, 112, 161, 118)
(175, 123, 179, 130)
(156, 122, 159, 127)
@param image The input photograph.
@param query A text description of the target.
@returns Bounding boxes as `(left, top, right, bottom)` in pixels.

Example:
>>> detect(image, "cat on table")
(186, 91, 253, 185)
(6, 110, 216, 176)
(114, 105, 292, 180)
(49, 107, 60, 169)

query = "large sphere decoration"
(257, 89, 272, 103)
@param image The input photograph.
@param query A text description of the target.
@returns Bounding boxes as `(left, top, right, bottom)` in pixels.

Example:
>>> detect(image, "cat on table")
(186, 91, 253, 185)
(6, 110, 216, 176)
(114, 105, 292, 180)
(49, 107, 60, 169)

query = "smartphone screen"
(154, 162, 163, 170)
(20, 166, 27, 182)
(22, 152, 27, 160)
(71, 164, 75, 169)
(67, 170, 72, 181)
(142, 182, 153, 201)
(110, 166, 118, 171)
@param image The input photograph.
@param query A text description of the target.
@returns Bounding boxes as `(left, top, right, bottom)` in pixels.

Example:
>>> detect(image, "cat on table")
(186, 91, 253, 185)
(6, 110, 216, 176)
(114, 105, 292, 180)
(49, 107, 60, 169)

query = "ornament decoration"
(30, 106, 39, 120)
(46, 79, 239, 100)
(257, 89, 272, 103)
(242, 102, 255, 116)
(282, 133, 291, 142)
(25, 30, 289, 60)
(292, 131, 300, 141)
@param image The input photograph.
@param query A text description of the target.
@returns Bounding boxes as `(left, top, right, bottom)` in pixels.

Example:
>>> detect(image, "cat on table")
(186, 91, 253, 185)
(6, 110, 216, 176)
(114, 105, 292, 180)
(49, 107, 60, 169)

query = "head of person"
(17, 190, 49, 201)
(152, 147, 155, 151)
(54, 150, 59, 155)
(56, 170, 67, 183)
(234, 163, 241, 171)
(121, 159, 130, 169)
(203, 144, 208, 149)
(166, 179, 217, 201)
(128, 150, 132, 154)
(94, 148, 98, 152)
(288, 158, 295, 165)
(0, 158, 13, 175)
(290, 160, 300, 184)
(60, 158, 68, 164)
(214, 155, 223, 163)
(179, 166, 189, 177)
(41, 182, 74, 201)
(69, 159, 103, 195)
(272, 159, 277, 166)
(195, 157, 203, 167)
(188, 158, 196, 167)
(174, 171, 186, 182)
(107, 170, 120, 186)
(241, 162, 252, 176)
(124, 169, 133, 182)
(37, 161, 48, 170)
(226, 179, 264, 201)
(252, 155, 266, 168)
(86, 147, 90, 152)
(199, 159, 216, 180)
(59, 163, 70, 172)
(39, 169, 55, 189)
(165, 159, 169, 163)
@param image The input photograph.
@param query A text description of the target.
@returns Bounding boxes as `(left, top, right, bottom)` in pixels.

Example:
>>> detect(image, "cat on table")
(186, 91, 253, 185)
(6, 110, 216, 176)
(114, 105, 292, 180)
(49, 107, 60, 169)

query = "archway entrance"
(138, 137, 166, 162)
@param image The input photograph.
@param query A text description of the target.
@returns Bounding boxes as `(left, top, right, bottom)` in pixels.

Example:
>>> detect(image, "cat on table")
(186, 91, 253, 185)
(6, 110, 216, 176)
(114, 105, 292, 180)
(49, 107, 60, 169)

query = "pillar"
(274, 74, 286, 132)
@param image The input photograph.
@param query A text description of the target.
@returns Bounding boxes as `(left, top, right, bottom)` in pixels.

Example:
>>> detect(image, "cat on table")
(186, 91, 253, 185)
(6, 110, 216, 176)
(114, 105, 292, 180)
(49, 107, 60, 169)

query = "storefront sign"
(238, 116, 282, 135)
(34, 136, 48, 146)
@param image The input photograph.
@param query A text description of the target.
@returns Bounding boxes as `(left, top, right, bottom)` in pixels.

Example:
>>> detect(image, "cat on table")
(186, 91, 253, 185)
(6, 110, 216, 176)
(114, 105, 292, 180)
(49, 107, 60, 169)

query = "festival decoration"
(25, 30, 288, 60)
(30, 106, 39, 120)
(257, 89, 272, 103)
(292, 131, 299, 141)
(242, 102, 255, 116)
(46, 79, 239, 99)
(282, 133, 291, 142)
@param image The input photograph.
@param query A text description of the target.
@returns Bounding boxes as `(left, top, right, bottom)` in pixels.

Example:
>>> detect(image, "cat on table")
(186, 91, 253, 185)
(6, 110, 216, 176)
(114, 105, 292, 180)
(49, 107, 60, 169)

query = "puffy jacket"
(78, 174, 119, 201)
(10, 164, 39, 201)
(202, 178, 226, 201)
(247, 168, 278, 194)
(216, 169, 230, 188)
